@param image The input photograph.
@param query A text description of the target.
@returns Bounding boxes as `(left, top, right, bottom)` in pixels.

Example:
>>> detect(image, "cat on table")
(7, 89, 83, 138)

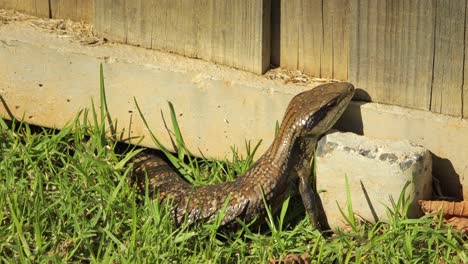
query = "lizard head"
(283, 82, 355, 138)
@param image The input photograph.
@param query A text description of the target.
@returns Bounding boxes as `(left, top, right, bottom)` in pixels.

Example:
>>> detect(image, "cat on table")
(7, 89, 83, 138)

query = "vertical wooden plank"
(280, 1, 299, 71)
(430, 0, 465, 116)
(94, 0, 103, 34)
(165, 0, 184, 56)
(93, 0, 270, 74)
(279, 0, 348, 79)
(49, 0, 58, 17)
(280, 0, 322, 77)
(210, 0, 270, 73)
(94, 0, 112, 37)
(162, 0, 176, 53)
(0, 0, 18, 10)
(209, 0, 231, 66)
(464, 0, 468, 118)
(34, 0, 50, 17)
(147, 0, 269, 74)
(49, 0, 60, 18)
(321, 1, 334, 79)
(300, 0, 322, 76)
(150, 0, 167, 51)
(180, 0, 196, 57)
(349, 0, 435, 110)
(192, 0, 213, 59)
(322, 0, 350, 80)
(49, 0, 93, 22)
(15, 0, 35, 14)
(329, 0, 349, 80)
(110, 0, 127, 43)
(0, 0, 90, 21)
(50, 0, 76, 20)
(271, 0, 280, 66)
(76, 0, 93, 23)
(125, 0, 138, 45)
(126, 0, 150, 47)
(261, 0, 271, 72)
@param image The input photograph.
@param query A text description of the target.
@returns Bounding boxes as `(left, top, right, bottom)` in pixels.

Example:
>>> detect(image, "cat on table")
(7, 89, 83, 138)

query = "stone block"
(316, 131, 432, 229)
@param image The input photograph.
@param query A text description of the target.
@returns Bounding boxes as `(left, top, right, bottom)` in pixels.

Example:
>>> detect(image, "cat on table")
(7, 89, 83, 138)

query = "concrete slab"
(0, 18, 467, 201)
(316, 131, 432, 229)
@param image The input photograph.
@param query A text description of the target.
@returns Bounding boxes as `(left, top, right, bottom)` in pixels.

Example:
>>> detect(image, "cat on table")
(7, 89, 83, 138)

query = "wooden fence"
(93, 0, 270, 74)
(1, 0, 467, 118)
(0, 0, 93, 22)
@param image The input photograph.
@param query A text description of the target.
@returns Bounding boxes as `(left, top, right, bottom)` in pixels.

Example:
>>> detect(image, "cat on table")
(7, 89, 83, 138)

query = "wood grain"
(125, 0, 153, 48)
(50, 0, 93, 22)
(465, 0, 468, 118)
(34, 0, 49, 18)
(95, 0, 125, 41)
(279, 0, 348, 79)
(430, 0, 465, 116)
(349, 0, 435, 110)
(14, 0, 35, 14)
(0, 0, 49, 17)
(280, 0, 322, 77)
(110, 0, 127, 43)
(0, 0, 16, 10)
(94, 0, 270, 74)
(324, 0, 349, 80)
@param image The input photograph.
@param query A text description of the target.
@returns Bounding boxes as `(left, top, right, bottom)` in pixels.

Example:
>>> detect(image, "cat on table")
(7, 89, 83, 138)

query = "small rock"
(316, 131, 432, 230)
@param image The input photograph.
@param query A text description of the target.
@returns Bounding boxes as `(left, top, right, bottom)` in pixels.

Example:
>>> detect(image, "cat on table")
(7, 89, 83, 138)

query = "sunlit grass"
(0, 65, 466, 263)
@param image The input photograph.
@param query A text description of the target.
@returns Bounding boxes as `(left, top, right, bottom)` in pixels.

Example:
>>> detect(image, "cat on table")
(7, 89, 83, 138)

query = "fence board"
(323, 0, 349, 80)
(0, 0, 92, 21)
(0, 0, 49, 17)
(271, 0, 280, 66)
(149, 0, 166, 52)
(430, 0, 465, 116)
(34, 0, 48, 17)
(0, 0, 15, 10)
(94, 0, 111, 37)
(280, 0, 322, 77)
(95, 0, 270, 74)
(278, 0, 348, 79)
(334, 0, 350, 80)
(465, 2, 468, 118)
(349, 0, 435, 110)
(125, 0, 152, 48)
(110, 0, 127, 43)
(15, 0, 35, 14)
(50, 0, 93, 22)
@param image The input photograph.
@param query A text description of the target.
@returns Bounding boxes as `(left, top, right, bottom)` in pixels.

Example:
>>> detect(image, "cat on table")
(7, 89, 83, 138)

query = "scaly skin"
(132, 82, 355, 228)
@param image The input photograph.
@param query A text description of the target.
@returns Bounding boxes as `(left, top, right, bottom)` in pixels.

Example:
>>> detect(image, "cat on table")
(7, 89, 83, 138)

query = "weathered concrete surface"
(316, 131, 432, 229)
(335, 102, 468, 200)
(0, 19, 468, 201)
(0, 21, 311, 159)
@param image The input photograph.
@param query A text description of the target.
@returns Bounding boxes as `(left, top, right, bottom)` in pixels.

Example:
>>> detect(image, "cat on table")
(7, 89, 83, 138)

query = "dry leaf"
(419, 200, 468, 232)
(419, 200, 468, 217)
(446, 216, 468, 232)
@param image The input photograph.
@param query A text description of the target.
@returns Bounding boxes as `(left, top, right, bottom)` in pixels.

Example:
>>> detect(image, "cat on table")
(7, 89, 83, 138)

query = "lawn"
(0, 70, 466, 263)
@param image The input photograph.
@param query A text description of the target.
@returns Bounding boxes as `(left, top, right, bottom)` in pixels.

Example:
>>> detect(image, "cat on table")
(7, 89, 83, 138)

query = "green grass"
(0, 67, 466, 263)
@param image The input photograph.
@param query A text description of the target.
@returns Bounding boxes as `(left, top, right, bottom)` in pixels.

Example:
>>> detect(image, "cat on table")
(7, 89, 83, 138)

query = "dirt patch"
(265, 67, 338, 86)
